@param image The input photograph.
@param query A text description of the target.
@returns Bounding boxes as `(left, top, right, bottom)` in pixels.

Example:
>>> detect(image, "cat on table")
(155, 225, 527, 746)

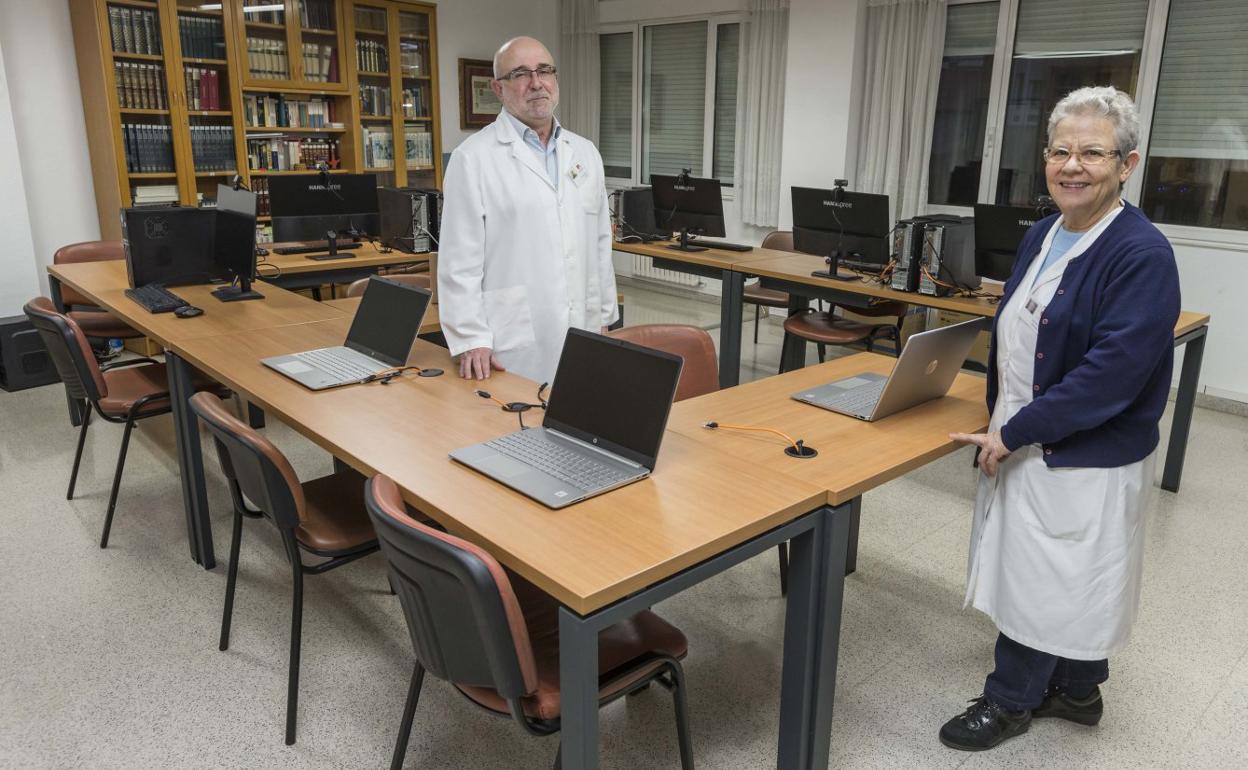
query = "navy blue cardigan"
(989, 202, 1181, 467)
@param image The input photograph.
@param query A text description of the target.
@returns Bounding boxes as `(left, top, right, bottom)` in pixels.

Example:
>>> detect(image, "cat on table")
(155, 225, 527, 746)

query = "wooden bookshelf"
(70, 0, 442, 239)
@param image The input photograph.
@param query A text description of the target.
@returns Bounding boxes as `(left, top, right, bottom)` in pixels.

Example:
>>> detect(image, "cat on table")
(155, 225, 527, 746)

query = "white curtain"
(558, 0, 600, 142)
(854, 0, 947, 221)
(734, 0, 789, 227)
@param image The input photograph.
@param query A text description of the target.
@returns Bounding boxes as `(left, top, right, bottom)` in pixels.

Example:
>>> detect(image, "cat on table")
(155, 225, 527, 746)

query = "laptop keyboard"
(294, 348, 378, 382)
(828, 380, 886, 414)
(486, 430, 636, 490)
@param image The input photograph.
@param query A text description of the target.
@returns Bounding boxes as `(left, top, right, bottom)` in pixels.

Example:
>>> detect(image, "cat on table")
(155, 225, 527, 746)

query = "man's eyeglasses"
(497, 65, 558, 85)
(1042, 147, 1122, 166)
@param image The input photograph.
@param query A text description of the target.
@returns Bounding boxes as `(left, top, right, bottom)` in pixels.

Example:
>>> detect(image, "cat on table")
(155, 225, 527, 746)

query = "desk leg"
(247, 402, 266, 429)
(558, 606, 601, 770)
(49, 276, 88, 427)
(780, 296, 812, 373)
(719, 269, 744, 388)
(166, 351, 216, 569)
(845, 497, 861, 576)
(777, 501, 851, 769)
(1163, 328, 1207, 493)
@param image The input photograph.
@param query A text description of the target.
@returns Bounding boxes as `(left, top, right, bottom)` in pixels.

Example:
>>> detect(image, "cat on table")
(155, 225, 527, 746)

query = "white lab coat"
(964, 205, 1157, 660)
(436, 112, 618, 383)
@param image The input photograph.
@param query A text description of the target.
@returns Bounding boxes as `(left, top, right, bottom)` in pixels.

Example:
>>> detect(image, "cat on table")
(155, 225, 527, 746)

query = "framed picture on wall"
(459, 58, 502, 129)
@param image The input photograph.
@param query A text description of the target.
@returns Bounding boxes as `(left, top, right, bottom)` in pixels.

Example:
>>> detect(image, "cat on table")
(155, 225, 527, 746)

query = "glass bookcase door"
(240, 0, 291, 83)
(397, 7, 434, 187)
(175, 1, 242, 208)
(354, 2, 394, 186)
(295, 0, 344, 86)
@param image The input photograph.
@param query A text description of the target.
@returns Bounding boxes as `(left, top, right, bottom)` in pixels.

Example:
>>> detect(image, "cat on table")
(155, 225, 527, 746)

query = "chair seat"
(743, 282, 789, 307)
(97, 364, 228, 418)
(296, 470, 378, 554)
(457, 575, 688, 722)
(68, 309, 142, 339)
(782, 311, 884, 345)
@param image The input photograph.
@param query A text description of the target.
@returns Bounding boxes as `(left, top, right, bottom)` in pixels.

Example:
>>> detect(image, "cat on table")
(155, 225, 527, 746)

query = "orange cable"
(704, 421, 800, 450)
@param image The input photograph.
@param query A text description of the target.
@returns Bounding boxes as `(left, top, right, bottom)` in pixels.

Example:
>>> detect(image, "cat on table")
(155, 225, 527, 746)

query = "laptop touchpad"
(833, 376, 873, 389)
(477, 452, 532, 479)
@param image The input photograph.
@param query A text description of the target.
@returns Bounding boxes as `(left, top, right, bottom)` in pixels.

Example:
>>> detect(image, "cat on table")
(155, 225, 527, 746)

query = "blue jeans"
(983, 633, 1109, 712)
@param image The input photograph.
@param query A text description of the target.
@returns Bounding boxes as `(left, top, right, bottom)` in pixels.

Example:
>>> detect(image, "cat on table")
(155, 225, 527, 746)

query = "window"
(1140, 0, 1248, 230)
(599, 18, 741, 187)
(928, 2, 1000, 206)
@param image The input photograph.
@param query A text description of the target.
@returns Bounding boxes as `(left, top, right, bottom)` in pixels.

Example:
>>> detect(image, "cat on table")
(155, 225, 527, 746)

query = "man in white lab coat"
(437, 36, 617, 383)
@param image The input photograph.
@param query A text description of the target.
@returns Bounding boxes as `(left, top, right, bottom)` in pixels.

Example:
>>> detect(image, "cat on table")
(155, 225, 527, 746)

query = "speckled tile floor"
(2, 284, 1245, 769)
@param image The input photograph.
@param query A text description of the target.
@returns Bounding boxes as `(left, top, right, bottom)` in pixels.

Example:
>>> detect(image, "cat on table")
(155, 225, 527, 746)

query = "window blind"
(1013, 0, 1148, 56)
(1148, 0, 1248, 160)
(643, 21, 707, 179)
(599, 32, 634, 178)
(944, 2, 999, 58)
(713, 23, 739, 184)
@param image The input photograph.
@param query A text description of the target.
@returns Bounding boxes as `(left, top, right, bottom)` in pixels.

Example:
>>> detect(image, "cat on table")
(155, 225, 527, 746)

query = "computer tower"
(378, 187, 439, 253)
(0, 316, 59, 392)
(889, 218, 926, 292)
(918, 217, 978, 297)
(617, 187, 664, 240)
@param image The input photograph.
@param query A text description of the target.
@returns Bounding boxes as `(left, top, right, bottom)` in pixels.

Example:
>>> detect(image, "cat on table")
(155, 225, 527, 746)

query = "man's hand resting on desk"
(459, 347, 506, 380)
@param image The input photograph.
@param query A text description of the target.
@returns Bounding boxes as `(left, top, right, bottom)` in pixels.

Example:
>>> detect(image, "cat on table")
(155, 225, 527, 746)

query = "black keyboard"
(690, 239, 754, 252)
(125, 284, 188, 314)
(273, 242, 363, 256)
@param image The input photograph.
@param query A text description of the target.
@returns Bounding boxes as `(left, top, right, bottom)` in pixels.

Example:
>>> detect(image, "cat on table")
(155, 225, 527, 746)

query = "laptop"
(262, 276, 431, 390)
(449, 329, 683, 509)
(791, 318, 985, 421)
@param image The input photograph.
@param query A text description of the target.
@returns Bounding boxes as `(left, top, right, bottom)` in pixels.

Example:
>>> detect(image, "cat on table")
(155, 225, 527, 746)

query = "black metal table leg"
(1162, 326, 1207, 493)
(166, 350, 215, 569)
(844, 496, 861, 575)
(247, 402, 266, 429)
(780, 295, 812, 373)
(719, 269, 745, 388)
(558, 608, 601, 770)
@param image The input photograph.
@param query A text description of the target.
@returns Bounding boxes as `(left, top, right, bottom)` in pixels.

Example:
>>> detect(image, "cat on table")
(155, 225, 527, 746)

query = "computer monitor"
(268, 173, 381, 245)
(649, 173, 726, 252)
(216, 183, 258, 217)
(973, 203, 1047, 281)
(121, 207, 218, 288)
(791, 186, 891, 274)
(211, 206, 262, 302)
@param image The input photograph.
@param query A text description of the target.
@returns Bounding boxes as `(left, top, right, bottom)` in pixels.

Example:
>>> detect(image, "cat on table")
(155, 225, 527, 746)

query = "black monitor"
(269, 173, 381, 247)
(216, 183, 258, 217)
(211, 203, 262, 302)
(973, 203, 1048, 281)
(121, 207, 218, 288)
(649, 173, 725, 252)
(791, 186, 891, 278)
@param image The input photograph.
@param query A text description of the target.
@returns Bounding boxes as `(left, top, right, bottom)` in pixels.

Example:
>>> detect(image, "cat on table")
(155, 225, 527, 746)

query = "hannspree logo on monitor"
(673, 184, 696, 192)
(308, 183, 342, 192)
(822, 200, 853, 209)
(1017, 219, 1036, 227)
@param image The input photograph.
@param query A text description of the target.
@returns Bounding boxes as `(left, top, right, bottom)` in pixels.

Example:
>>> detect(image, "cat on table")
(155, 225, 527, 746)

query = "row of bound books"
(123, 123, 175, 174)
(247, 38, 289, 80)
(246, 137, 341, 172)
(298, 0, 336, 30)
(244, 94, 339, 129)
(301, 43, 339, 83)
(405, 128, 434, 167)
(108, 5, 162, 56)
(178, 16, 225, 60)
(191, 126, 236, 172)
(356, 39, 389, 73)
(184, 67, 224, 111)
(242, 0, 281, 25)
(252, 177, 272, 217)
(362, 127, 394, 168)
(132, 184, 178, 207)
(401, 87, 428, 119)
(399, 45, 426, 77)
(360, 84, 391, 117)
(114, 61, 167, 111)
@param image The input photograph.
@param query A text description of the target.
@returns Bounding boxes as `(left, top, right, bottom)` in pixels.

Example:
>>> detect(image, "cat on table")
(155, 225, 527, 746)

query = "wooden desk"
(168, 319, 847, 769)
(259, 242, 431, 292)
(320, 296, 443, 337)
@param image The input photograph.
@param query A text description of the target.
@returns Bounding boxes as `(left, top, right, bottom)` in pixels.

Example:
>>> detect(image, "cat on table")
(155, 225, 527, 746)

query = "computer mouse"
(174, 305, 203, 318)
(255, 246, 270, 257)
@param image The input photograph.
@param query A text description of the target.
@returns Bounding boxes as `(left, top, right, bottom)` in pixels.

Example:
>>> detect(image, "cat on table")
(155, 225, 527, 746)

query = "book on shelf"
(299, 0, 335, 31)
(301, 42, 338, 83)
(356, 39, 389, 73)
(246, 136, 340, 172)
(131, 184, 179, 206)
(109, 5, 162, 56)
(178, 15, 225, 60)
(243, 1, 283, 25)
(244, 94, 340, 129)
(122, 123, 175, 174)
(359, 84, 392, 118)
(252, 176, 271, 216)
(405, 127, 433, 167)
(362, 126, 394, 168)
(401, 87, 426, 119)
(190, 125, 236, 172)
(400, 45, 424, 77)
(183, 67, 223, 111)
(247, 37, 289, 80)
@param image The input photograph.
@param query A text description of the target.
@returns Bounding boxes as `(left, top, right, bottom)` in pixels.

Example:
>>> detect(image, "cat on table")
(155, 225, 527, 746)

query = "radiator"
(631, 255, 701, 287)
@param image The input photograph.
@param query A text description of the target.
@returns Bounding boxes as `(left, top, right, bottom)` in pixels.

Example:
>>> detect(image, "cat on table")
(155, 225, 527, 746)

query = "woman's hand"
(950, 431, 1011, 478)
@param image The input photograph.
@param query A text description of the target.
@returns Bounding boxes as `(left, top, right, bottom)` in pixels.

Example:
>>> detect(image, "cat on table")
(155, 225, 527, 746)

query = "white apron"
(964, 205, 1157, 660)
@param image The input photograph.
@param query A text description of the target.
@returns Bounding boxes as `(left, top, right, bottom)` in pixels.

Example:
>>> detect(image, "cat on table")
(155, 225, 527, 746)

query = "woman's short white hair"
(1047, 86, 1141, 155)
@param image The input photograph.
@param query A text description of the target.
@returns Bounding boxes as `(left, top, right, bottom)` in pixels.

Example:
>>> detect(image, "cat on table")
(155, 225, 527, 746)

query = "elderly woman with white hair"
(939, 86, 1181, 751)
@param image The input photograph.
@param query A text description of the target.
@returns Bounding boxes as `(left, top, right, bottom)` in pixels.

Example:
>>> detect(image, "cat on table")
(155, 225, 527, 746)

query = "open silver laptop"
(262, 276, 430, 390)
(792, 318, 985, 421)
(450, 329, 683, 509)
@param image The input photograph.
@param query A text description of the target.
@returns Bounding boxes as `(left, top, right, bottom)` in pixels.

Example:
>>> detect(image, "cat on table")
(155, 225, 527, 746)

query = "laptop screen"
(345, 277, 431, 367)
(543, 329, 684, 469)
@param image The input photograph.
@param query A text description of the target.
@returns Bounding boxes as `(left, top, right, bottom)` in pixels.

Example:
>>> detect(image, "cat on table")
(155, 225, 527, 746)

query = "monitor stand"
(810, 252, 861, 282)
(212, 277, 264, 302)
(664, 227, 708, 253)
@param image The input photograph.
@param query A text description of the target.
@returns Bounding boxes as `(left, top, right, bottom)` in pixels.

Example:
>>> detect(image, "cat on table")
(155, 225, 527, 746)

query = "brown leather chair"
(52, 241, 143, 340)
(743, 231, 793, 343)
(345, 271, 431, 298)
(365, 475, 694, 770)
(779, 299, 908, 374)
(23, 297, 227, 548)
(606, 324, 717, 401)
(189, 392, 380, 746)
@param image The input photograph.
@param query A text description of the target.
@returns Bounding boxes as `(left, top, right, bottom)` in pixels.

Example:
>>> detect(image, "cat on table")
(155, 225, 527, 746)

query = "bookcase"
(70, 0, 442, 240)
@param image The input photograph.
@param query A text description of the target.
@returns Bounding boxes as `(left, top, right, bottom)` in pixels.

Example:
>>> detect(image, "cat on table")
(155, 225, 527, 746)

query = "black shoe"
(939, 696, 1031, 752)
(1033, 686, 1103, 726)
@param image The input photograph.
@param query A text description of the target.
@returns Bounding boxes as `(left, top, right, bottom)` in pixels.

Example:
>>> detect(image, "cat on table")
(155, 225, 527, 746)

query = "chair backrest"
(23, 297, 107, 403)
(606, 324, 718, 400)
(345, 272, 431, 298)
(364, 475, 538, 702)
(53, 241, 126, 307)
(761, 230, 794, 252)
(189, 391, 305, 530)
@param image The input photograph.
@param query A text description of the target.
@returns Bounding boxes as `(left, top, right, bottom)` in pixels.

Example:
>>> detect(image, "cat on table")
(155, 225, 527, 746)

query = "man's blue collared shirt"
(504, 109, 561, 189)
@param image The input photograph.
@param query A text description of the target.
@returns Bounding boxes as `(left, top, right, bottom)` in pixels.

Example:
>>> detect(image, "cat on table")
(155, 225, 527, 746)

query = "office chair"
(743, 231, 793, 343)
(344, 271, 431, 298)
(606, 324, 790, 593)
(189, 391, 380, 746)
(23, 297, 228, 548)
(365, 474, 694, 770)
(52, 241, 144, 342)
(779, 299, 908, 374)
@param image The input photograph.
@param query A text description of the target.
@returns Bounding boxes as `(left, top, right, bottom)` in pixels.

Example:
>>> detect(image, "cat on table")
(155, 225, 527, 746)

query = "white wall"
(0, 1, 100, 312)
(1169, 237, 1248, 402)
(0, 43, 41, 318)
